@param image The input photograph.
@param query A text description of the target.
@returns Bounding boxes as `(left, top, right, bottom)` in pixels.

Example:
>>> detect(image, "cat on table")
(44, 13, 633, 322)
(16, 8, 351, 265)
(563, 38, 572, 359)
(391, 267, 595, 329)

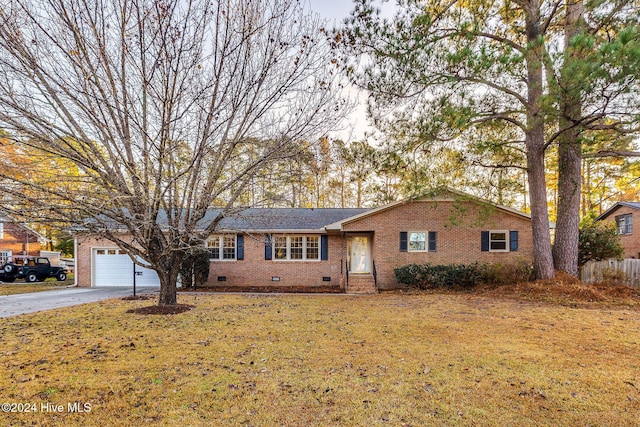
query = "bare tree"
(0, 0, 350, 305)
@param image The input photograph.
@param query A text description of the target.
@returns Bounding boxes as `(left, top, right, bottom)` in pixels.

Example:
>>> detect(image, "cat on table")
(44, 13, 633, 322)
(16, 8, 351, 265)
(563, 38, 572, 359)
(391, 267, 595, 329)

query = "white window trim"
(95, 248, 127, 255)
(489, 230, 509, 253)
(0, 250, 11, 264)
(206, 234, 237, 261)
(272, 235, 321, 262)
(616, 214, 632, 235)
(0, 222, 4, 239)
(408, 231, 429, 253)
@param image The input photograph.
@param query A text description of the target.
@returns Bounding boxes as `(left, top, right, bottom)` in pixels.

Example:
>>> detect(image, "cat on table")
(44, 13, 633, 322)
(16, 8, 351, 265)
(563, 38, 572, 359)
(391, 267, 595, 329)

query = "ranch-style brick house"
(596, 201, 640, 259)
(75, 188, 534, 293)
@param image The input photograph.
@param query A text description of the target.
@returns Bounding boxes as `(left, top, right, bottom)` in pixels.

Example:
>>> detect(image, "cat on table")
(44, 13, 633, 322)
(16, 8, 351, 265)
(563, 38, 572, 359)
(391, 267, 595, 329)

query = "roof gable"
(596, 202, 640, 221)
(81, 187, 533, 233)
(325, 186, 531, 231)
(0, 216, 49, 242)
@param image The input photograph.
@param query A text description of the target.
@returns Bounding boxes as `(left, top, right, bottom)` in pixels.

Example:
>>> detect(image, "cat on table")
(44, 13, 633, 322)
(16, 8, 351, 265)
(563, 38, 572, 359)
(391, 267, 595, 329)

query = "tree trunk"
(552, 0, 585, 277)
(553, 130, 582, 276)
(158, 260, 180, 306)
(525, 2, 555, 280)
(526, 141, 556, 280)
(147, 227, 182, 306)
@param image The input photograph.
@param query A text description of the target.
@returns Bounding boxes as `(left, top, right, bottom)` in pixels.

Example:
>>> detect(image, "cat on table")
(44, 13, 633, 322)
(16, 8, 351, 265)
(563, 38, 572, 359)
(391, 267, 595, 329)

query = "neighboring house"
(0, 217, 47, 265)
(75, 188, 534, 293)
(596, 202, 640, 259)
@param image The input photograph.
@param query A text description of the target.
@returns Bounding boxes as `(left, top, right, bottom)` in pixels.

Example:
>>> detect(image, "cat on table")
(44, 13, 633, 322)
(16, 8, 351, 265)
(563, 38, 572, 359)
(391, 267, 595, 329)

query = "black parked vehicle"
(0, 256, 68, 283)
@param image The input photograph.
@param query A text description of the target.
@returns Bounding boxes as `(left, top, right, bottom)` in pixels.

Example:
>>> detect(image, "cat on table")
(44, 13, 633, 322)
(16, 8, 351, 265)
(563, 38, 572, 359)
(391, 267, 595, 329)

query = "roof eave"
(206, 228, 328, 234)
(324, 187, 532, 231)
(595, 202, 640, 221)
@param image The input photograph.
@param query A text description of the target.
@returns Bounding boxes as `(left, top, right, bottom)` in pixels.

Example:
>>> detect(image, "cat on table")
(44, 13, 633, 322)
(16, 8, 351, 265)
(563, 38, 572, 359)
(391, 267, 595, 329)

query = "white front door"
(348, 236, 370, 274)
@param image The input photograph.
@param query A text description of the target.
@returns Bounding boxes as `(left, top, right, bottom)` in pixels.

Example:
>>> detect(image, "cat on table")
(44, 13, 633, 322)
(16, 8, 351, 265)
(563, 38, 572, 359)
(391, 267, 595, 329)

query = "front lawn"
(0, 275, 75, 296)
(1, 292, 639, 426)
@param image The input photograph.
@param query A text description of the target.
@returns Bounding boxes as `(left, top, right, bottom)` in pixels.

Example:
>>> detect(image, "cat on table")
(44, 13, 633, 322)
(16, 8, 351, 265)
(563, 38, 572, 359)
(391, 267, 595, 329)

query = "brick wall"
(342, 200, 534, 290)
(76, 236, 107, 287)
(75, 233, 347, 289)
(75, 198, 534, 290)
(600, 207, 640, 259)
(0, 223, 42, 256)
(205, 233, 345, 289)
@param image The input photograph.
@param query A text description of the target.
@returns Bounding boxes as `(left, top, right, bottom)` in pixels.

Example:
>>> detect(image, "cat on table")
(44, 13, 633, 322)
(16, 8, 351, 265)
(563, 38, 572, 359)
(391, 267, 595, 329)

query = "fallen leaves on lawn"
(0, 288, 639, 426)
(126, 304, 194, 315)
(434, 271, 640, 308)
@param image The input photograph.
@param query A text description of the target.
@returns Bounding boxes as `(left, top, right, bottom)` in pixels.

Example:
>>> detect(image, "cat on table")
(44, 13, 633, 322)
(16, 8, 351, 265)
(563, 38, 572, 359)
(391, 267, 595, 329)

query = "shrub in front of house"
(479, 259, 535, 285)
(180, 248, 211, 289)
(578, 215, 623, 266)
(395, 260, 535, 289)
(394, 263, 484, 289)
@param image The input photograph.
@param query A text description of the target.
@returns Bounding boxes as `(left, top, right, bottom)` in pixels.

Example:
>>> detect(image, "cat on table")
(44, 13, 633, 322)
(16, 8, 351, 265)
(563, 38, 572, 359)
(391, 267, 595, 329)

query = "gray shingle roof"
(207, 208, 370, 231)
(85, 207, 370, 232)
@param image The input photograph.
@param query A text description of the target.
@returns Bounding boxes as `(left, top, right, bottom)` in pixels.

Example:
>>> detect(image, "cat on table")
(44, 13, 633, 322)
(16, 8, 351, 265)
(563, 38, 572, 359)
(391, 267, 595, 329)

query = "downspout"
(74, 238, 78, 287)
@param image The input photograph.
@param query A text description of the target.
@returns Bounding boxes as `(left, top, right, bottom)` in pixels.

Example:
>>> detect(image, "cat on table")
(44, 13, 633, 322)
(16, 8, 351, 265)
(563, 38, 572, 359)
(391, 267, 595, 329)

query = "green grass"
(0, 292, 639, 426)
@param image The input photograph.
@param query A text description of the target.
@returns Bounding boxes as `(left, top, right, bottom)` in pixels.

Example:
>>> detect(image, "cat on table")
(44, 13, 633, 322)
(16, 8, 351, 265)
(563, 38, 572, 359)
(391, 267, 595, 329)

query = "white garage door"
(93, 248, 160, 287)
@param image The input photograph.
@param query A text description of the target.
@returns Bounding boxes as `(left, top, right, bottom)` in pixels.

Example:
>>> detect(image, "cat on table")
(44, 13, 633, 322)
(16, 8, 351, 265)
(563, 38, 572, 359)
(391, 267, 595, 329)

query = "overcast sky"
(308, 0, 356, 24)
(306, 0, 367, 140)
(305, 1, 397, 141)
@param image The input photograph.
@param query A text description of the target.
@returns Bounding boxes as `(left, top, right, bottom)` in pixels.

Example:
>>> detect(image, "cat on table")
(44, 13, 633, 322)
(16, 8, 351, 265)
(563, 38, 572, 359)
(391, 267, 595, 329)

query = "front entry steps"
(346, 274, 377, 294)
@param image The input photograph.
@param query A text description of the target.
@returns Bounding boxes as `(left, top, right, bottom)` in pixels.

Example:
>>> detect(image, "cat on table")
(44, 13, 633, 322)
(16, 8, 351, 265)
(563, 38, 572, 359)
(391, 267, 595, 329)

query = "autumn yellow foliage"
(1, 292, 639, 426)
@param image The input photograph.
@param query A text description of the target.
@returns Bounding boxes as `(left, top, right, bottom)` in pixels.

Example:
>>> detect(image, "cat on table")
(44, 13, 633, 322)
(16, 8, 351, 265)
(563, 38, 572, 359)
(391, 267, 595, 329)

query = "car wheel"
(26, 272, 38, 283)
(57, 272, 67, 281)
(3, 264, 13, 273)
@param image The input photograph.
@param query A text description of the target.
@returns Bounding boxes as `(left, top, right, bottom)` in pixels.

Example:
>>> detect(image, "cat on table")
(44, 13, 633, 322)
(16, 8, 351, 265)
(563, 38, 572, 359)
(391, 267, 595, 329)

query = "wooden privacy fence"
(581, 259, 640, 287)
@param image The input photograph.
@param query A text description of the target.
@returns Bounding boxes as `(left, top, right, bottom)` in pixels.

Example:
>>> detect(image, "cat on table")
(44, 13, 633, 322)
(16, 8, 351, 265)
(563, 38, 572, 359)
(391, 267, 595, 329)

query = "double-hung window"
(489, 230, 508, 252)
(400, 231, 437, 252)
(273, 235, 320, 261)
(481, 230, 518, 252)
(408, 232, 427, 252)
(274, 236, 288, 260)
(616, 214, 633, 235)
(207, 235, 236, 260)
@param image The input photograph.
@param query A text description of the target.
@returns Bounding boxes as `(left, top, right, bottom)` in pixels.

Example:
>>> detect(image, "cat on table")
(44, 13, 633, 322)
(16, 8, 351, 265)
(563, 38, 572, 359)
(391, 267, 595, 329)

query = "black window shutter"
(264, 235, 272, 260)
(481, 231, 489, 252)
(509, 230, 519, 252)
(237, 234, 244, 260)
(400, 232, 408, 252)
(428, 231, 437, 252)
(320, 235, 329, 260)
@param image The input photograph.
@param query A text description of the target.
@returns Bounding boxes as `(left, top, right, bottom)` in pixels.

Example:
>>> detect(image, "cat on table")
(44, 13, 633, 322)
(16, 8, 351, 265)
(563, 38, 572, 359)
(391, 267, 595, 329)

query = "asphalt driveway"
(0, 286, 158, 318)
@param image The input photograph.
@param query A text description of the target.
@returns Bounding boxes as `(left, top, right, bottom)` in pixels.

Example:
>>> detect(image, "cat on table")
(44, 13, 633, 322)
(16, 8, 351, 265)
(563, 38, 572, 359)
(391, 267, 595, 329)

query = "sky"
(306, 0, 398, 141)
(308, 0, 397, 24)
(308, 0, 359, 24)
(307, 0, 369, 141)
